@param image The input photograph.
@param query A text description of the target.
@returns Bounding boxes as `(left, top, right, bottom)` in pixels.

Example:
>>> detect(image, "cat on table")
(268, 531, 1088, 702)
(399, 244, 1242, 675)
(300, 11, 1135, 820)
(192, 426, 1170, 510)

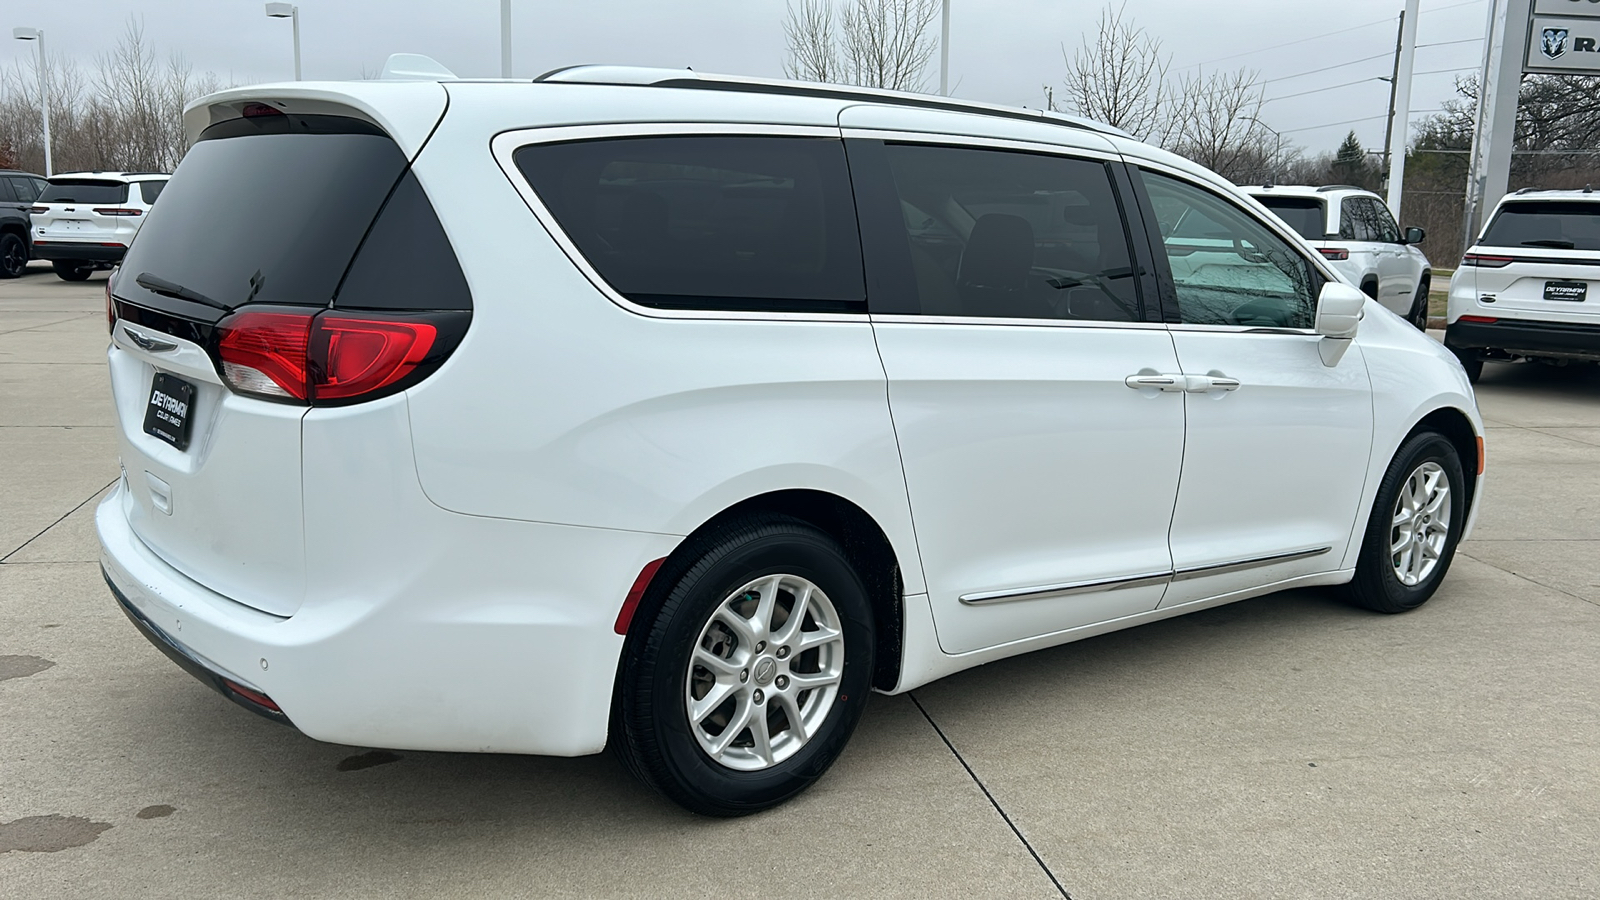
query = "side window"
(874, 143, 1141, 321)
(514, 136, 864, 313)
(1140, 170, 1321, 329)
(1367, 198, 1401, 243)
(1339, 198, 1372, 241)
(0, 179, 16, 203)
(139, 181, 166, 205)
(8, 177, 36, 203)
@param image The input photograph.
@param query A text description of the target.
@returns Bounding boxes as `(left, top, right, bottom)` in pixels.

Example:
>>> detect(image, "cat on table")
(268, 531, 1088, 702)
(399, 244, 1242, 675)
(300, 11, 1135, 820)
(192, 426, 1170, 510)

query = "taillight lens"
(1461, 253, 1513, 268)
(93, 208, 143, 217)
(1458, 315, 1498, 323)
(106, 273, 116, 334)
(1317, 247, 1350, 261)
(214, 309, 458, 405)
(29, 205, 47, 214)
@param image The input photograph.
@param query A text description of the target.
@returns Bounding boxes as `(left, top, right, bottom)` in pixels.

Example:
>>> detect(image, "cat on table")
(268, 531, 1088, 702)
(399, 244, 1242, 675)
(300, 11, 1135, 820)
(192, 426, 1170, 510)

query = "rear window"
(1255, 197, 1326, 240)
(1482, 201, 1600, 251)
(515, 136, 865, 313)
(116, 113, 466, 319)
(40, 179, 128, 205)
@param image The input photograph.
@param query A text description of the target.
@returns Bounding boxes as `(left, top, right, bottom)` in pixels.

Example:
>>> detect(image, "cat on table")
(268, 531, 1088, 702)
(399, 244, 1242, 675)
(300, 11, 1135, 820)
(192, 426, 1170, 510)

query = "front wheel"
(52, 260, 92, 282)
(613, 515, 875, 816)
(1407, 281, 1430, 330)
(1340, 431, 1467, 613)
(0, 233, 27, 279)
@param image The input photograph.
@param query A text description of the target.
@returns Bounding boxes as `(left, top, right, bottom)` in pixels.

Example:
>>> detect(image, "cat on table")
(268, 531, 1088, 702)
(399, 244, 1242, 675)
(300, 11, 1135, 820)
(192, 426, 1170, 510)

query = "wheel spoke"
(709, 698, 754, 757)
(689, 679, 739, 724)
(751, 574, 783, 637)
(713, 608, 757, 647)
(693, 646, 742, 678)
(772, 582, 814, 646)
(787, 669, 841, 692)
(797, 622, 842, 653)
(772, 692, 807, 742)
(748, 706, 775, 766)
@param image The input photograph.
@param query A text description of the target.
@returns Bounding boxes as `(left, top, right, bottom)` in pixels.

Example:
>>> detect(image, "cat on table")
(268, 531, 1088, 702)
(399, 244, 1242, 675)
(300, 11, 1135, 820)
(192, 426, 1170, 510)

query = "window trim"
(842, 132, 1152, 326)
(492, 122, 868, 323)
(1130, 163, 1331, 334)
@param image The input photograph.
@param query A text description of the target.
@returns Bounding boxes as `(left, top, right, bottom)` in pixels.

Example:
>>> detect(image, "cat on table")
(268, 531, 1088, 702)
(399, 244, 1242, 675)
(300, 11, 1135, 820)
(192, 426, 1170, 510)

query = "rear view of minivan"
(100, 69, 1483, 816)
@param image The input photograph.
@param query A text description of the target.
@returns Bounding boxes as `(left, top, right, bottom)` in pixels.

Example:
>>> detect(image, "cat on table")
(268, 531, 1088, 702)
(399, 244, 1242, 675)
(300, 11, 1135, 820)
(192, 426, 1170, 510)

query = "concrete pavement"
(3, 268, 1597, 898)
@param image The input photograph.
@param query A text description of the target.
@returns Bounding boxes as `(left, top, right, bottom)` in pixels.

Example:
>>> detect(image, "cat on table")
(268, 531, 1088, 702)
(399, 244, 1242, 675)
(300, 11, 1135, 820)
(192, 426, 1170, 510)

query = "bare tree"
(783, 0, 939, 91)
(1056, 2, 1173, 144)
(1166, 66, 1270, 181)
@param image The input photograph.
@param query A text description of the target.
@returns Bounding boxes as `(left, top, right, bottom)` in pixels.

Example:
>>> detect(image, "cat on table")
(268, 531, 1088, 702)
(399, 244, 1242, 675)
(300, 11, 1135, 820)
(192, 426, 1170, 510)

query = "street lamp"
(265, 3, 301, 81)
(1238, 115, 1284, 184)
(12, 27, 51, 177)
(501, 0, 512, 78)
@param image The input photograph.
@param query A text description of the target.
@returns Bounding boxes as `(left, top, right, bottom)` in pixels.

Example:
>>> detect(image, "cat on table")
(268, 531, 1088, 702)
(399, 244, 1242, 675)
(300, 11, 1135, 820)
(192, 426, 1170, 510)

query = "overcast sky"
(3, 0, 1492, 155)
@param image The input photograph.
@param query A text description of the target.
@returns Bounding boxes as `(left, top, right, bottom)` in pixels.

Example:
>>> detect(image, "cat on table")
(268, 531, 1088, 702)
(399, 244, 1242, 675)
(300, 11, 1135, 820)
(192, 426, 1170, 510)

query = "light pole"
(501, 0, 512, 78)
(939, 0, 950, 96)
(12, 27, 51, 177)
(1238, 115, 1284, 183)
(265, 3, 301, 81)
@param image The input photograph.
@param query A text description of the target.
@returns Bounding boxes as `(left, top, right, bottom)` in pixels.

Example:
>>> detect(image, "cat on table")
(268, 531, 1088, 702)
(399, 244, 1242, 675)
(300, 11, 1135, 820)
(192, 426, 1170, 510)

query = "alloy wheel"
(1389, 461, 1451, 586)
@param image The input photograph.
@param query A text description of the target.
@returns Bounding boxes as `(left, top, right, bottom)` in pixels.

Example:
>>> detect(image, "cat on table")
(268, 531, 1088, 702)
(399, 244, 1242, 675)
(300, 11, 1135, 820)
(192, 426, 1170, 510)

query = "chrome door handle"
(1124, 373, 1186, 391)
(1185, 374, 1241, 393)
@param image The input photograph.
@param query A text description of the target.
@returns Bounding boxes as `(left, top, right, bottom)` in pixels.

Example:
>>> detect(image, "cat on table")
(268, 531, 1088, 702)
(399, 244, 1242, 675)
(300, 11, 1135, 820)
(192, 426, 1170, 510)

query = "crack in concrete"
(0, 478, 117, 563)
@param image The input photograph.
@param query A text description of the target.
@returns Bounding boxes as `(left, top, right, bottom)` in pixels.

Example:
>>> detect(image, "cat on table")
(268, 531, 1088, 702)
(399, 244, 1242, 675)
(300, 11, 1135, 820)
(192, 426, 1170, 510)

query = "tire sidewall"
(634, 522, 875, 815)
(1363, 433, 1467, 610)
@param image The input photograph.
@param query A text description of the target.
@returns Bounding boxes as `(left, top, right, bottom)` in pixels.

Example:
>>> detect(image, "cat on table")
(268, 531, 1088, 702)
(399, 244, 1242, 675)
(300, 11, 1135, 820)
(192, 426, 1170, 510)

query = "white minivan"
(98, 67, 1484, 816)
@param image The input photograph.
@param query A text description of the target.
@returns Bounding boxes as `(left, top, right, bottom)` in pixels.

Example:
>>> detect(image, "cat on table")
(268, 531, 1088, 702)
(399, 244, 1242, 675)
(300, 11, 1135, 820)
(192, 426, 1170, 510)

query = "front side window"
(1481, 201, 1600, 251)
(875, 143, 1141, 321)
(515, 136, 864, 313)
(1368, 198, 1401, 243)
(1141, 170, 1320, 328)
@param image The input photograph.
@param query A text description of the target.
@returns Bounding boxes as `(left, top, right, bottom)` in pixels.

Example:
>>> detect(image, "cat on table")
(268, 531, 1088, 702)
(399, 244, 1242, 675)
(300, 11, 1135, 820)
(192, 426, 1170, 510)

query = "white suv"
(1248, 184, 1433, 328)
(97, 67, 1484, 816)
(1446, 189, 1600, 381)
(30, 171, 169, 281)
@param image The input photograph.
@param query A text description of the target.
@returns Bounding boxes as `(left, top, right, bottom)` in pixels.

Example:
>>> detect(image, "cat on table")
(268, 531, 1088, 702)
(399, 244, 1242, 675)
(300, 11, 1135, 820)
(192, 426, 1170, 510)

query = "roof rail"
(1315, 184, 1363, 192)
(534, 65, 1127, 138)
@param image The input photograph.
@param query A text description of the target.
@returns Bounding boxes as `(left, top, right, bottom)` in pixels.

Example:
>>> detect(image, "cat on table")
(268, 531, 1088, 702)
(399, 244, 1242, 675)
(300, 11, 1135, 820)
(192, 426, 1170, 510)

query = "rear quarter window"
(514, 135, 865, 313)
(1482, 201, 1600, 251)
(40, 180, 129, 205)
(139, 181, 167, 204)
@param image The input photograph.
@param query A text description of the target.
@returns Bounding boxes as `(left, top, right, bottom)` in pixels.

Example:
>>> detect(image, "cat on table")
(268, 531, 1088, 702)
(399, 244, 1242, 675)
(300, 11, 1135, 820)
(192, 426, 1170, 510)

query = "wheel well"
(645, 491, 905, 692)
(1361, 277, 1379, 299)
(0, 223, 27, 240)
(1409, 407, 1479, 510)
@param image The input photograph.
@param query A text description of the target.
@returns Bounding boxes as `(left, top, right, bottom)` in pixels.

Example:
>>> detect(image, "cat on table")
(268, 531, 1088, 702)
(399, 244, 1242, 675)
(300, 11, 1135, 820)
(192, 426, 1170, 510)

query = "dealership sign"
(1527, 0, 1600, 74)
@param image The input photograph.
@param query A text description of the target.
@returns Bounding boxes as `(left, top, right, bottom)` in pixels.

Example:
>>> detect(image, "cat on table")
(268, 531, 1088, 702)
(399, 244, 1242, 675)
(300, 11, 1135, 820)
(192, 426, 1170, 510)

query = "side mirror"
(1403, 226, 1426, 245)
(1315, 282, 1364, 366)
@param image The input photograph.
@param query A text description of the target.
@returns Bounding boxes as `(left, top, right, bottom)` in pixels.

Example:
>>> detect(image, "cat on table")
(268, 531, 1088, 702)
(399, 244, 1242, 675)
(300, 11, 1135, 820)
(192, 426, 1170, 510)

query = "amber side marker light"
(1477, 435, 1486, 475)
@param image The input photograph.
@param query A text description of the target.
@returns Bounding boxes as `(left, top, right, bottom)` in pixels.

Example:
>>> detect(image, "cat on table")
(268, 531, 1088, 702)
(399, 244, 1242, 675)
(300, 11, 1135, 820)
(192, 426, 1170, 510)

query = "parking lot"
(2, 265, 1597, 898)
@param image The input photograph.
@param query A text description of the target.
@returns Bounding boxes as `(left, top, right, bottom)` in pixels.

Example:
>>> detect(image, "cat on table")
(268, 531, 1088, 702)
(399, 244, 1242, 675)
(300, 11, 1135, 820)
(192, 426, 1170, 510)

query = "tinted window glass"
(40, 179, 128, 205)
(1141, 171, 1320, 328)
(116, 115, 410, 319)
(1255, 197, 1325, 240)
(516, 136, 864, 312)
(1482, 201, 1600, 251)
(11, 177, 40, 202)
(876, 143, 1139, 321)
(335, 171, 471, 311)
(139, 181, 167, 204)
(0, 179, 16, 203)
(1368, 198, 1401, 242)
(1338, 198, 1373, 241)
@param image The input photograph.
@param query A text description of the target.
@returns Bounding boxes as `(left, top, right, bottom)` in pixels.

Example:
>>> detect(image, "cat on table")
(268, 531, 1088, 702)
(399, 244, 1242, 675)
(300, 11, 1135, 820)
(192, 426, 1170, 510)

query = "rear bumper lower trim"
(1445, 318, 1600, 361)
(32, 242, 126, 263)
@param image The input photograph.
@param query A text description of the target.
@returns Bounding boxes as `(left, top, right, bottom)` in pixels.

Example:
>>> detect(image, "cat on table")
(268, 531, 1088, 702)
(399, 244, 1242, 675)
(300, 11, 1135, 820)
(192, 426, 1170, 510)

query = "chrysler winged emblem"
(1542, 28, 1569, 60)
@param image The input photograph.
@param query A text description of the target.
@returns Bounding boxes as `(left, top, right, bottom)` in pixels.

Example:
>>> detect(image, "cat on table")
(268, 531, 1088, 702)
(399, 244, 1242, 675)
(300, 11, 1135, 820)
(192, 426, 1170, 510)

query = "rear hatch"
(1471, 200, 1600, 323)
(108, 105, 454, 616)
(32, 178, 137, 246)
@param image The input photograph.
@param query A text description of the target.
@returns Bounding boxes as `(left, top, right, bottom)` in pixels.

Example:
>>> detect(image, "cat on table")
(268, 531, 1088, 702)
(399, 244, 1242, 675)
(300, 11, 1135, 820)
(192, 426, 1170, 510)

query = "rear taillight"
(1318, 248, 1349, 261)
(93, 208, 143, 216)
(29, 205, 46, 214)
(1461, 253, 1513, 268)
(215, 308, 459, 405)
(1458, 315, 1498, 323)
(106, 275, 116, 334)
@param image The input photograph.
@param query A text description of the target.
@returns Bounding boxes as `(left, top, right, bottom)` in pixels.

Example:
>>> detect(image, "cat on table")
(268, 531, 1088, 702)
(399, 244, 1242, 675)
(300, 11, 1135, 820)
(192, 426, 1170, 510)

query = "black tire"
(1341, 431, 1467, 614)
(0, 233, 26, 279)
(1407, 281, 1430, 330)
(613, 514, 875, 816)
(53, 260, 92, 282)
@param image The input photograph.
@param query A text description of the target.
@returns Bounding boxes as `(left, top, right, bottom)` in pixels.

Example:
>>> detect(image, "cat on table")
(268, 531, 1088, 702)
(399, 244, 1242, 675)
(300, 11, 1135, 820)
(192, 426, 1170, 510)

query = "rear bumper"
(1445, 318, 1600, 362)
(31, 240, 125, 263)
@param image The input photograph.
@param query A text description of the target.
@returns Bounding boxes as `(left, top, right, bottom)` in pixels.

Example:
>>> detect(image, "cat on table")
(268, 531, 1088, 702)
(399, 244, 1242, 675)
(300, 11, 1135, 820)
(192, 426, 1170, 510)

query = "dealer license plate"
(143, 373, 195, 451)
(1543, 280, 1588, 302)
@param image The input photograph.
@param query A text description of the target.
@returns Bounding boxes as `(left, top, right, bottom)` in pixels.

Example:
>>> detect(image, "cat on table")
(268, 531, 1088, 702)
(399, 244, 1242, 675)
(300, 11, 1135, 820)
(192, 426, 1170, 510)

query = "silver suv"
(1248, 184, 1433, 328)
(1445, 188, 1600, 381)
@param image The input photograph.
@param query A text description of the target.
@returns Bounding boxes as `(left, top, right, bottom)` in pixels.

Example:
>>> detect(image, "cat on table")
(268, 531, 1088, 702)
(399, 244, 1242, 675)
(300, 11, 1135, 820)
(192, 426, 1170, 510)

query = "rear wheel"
(613, 514, 875, 816)
(52, 260, 92, 282)
(1407, 281, 1430, 329)
(1341, 431, 1466, 613)
(0, 233, 27, 279)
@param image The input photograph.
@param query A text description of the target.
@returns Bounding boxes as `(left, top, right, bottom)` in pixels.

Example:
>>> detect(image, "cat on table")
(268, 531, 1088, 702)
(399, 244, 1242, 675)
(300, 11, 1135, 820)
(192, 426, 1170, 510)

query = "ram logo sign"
(1526, 16, 1600, 74)
(1542, 27, 1570, 58)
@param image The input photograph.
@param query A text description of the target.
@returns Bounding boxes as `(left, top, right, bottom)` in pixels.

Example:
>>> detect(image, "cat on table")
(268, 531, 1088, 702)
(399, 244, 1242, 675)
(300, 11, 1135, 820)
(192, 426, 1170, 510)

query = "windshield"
(1482, 201, 1600, 251)
(39, 180, 129, 204)
(1255, 197, 1326, 240)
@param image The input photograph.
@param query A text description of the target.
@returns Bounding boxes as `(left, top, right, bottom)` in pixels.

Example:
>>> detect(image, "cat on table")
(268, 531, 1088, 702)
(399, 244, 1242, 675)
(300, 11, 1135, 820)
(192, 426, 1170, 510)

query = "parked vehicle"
(98, 66, 1485, 816)
(0, 168, 48, 279)
(30, 171, 169, 281)
(1446, 188, 1600, 382)
(1247, 184, 1433, 328)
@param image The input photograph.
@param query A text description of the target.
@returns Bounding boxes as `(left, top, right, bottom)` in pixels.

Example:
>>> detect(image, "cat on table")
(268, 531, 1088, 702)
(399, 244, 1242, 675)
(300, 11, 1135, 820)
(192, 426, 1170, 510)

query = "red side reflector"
(615, 557, 668, 636)
(1317, 247, 1350, 261)
(1458, 315, 1498, 323)
(310, 315, 437, 401)
(1461, 253, 1513, 268)
(222, 679, 281, 712)
(97, 242, 127, 247)
(1476, 436, 1485, 475)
